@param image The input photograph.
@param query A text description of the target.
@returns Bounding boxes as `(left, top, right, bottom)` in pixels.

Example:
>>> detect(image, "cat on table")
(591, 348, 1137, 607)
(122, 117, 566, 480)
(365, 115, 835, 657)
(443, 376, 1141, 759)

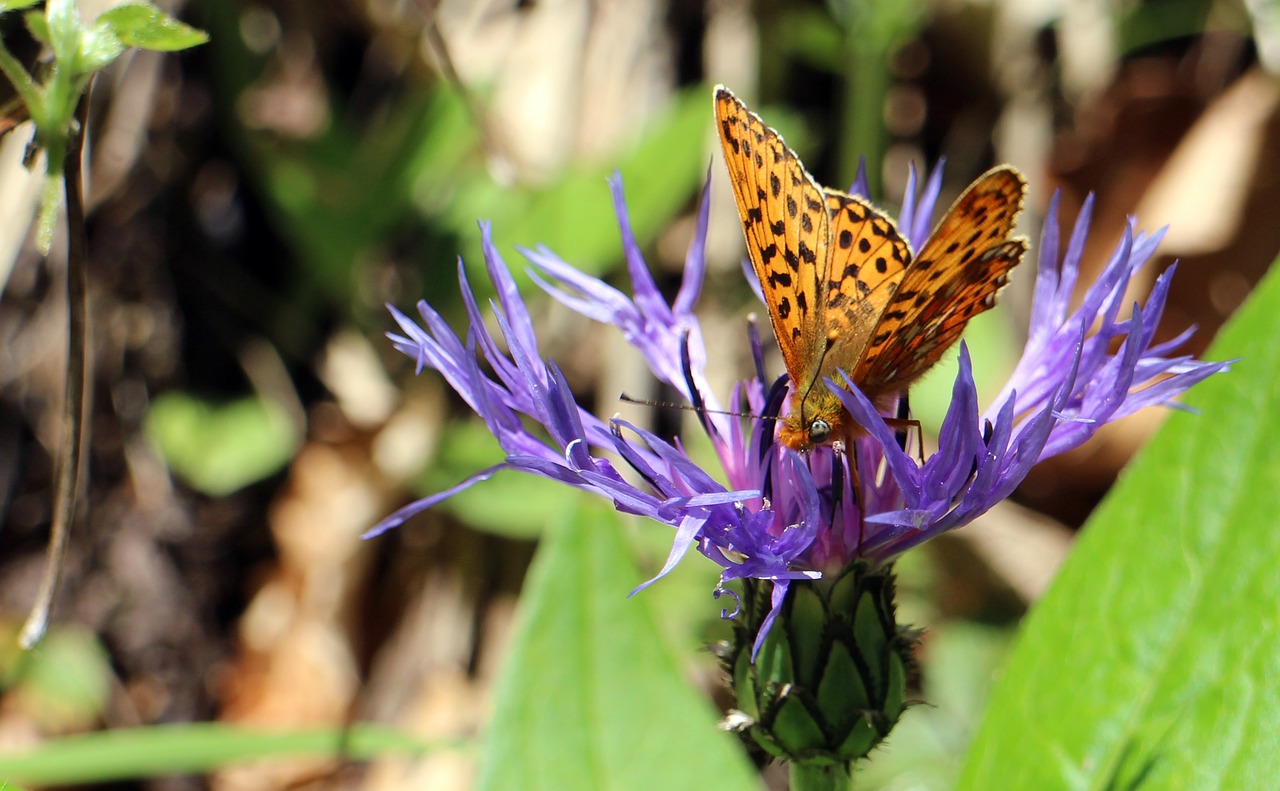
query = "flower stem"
(789, 761, 855, 791)
(19, 93, 90, 650)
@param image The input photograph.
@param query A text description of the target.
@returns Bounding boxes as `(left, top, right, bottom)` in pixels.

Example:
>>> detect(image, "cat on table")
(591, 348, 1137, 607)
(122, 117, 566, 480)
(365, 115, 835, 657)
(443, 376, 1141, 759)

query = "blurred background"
(0, 0, 1275, 788)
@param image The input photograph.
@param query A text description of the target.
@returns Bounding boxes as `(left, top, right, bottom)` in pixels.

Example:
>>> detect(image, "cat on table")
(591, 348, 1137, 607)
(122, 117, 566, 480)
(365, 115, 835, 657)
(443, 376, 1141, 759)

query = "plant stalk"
(790, 761, 855, 791)
(20, 93, 90, 649)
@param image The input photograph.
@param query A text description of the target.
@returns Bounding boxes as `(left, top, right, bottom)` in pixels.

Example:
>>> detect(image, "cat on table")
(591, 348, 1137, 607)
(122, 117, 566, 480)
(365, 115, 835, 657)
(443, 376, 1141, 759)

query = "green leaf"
(145, 391, 299, 496)
(0, 0, 40, 15)
(0, 17, 41, 125)
(957, 260, 1280, 788)
(95, 4, 208, 51)
(0, 723, 433, 785)
(76, 23, 124, 74)
(477, 498, 761, 791)
(22, 9, 48, 45)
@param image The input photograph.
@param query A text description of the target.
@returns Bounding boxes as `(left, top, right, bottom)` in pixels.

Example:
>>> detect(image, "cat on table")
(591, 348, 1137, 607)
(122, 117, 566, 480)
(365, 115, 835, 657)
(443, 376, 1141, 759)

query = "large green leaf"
(958, 260, 1280, 788)
(477, 498, 760, 791)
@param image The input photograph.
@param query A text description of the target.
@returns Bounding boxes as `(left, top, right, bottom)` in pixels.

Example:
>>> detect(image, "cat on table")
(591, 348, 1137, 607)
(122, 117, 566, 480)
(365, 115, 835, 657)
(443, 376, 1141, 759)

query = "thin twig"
(20, 94, 91, 650)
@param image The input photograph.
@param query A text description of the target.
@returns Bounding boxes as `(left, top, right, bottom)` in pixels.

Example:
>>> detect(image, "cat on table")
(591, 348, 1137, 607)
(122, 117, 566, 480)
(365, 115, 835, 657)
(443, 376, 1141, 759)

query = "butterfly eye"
(808, 419, 832, 445)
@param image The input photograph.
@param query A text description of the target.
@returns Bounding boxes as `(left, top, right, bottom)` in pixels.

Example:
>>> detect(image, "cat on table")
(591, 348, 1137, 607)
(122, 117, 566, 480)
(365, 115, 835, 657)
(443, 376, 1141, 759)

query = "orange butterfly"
(714, 86, 1028, 452)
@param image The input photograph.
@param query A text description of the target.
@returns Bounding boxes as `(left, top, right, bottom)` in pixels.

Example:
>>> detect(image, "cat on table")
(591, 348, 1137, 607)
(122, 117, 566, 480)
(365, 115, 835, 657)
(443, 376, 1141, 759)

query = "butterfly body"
(714, 86, 1028, 452)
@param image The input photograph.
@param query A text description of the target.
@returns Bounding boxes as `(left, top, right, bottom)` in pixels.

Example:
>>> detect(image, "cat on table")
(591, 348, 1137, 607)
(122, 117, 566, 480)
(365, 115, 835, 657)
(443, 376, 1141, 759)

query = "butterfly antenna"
(799, 330, 841, 412)
(618, 393, 751, 419)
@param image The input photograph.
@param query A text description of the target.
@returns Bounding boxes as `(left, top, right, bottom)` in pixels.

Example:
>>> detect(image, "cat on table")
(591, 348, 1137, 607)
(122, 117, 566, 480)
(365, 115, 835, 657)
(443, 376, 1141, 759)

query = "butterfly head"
(778, 385, 850, 452)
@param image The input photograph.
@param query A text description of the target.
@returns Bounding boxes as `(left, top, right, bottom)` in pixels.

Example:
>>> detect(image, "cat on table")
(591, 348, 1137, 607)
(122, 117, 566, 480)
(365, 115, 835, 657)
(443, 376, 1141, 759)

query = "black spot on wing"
(720, 120, 739, 153)
(798, 241, 816, 265)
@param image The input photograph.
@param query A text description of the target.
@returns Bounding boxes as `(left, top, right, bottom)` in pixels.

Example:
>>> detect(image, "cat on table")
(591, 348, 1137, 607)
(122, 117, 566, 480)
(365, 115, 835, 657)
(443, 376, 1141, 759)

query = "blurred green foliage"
(0, 722, 434, 786)
(147, 6, 716, 490)
(1120, 0, 1219, 55)
(0, 624, 111, 732)
(145, 391, 297, 496)
(428, 421, 570, 540)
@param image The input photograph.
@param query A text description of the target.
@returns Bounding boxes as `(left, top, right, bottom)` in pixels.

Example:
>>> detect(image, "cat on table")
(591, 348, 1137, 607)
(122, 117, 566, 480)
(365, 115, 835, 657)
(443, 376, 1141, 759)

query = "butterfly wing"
(851, 166, 1028, 395)
(818, 189, 912, 379)
(714, 86, 830, 389)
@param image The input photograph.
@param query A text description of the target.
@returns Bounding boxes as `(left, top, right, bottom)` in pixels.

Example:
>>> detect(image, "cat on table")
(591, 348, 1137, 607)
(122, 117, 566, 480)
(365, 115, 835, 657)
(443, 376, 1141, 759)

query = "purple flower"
(370, 164, 1228, 656)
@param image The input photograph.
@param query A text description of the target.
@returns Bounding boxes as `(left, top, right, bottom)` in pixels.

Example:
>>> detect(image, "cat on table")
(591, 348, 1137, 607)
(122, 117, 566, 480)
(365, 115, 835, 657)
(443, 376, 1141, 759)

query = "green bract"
(724, 562, 916, 766)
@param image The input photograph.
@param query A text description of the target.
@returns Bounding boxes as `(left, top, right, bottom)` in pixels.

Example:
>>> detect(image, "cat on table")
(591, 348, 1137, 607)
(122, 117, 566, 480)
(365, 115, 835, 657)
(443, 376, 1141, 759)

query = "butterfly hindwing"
(819, 190, 912, 380)
(715, 86, 830, 389)
(852, 166, 1027, 394)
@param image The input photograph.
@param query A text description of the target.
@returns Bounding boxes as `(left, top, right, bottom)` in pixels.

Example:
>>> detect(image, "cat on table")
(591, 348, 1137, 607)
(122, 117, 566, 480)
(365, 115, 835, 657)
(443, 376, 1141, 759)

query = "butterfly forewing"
(851, 166, 1027, 393)
(715, 87, 830, 388)
(818, 190, 912, 379)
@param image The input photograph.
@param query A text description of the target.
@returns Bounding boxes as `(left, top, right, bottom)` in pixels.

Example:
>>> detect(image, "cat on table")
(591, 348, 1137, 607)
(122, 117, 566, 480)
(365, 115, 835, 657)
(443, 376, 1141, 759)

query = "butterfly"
(714, 86, 1028, 452)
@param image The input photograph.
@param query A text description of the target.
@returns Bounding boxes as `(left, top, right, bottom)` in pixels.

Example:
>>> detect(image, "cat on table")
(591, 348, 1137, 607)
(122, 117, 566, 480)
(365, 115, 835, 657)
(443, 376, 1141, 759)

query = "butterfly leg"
(882, 417, 925, 466)
(884, 393, 925, 465)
